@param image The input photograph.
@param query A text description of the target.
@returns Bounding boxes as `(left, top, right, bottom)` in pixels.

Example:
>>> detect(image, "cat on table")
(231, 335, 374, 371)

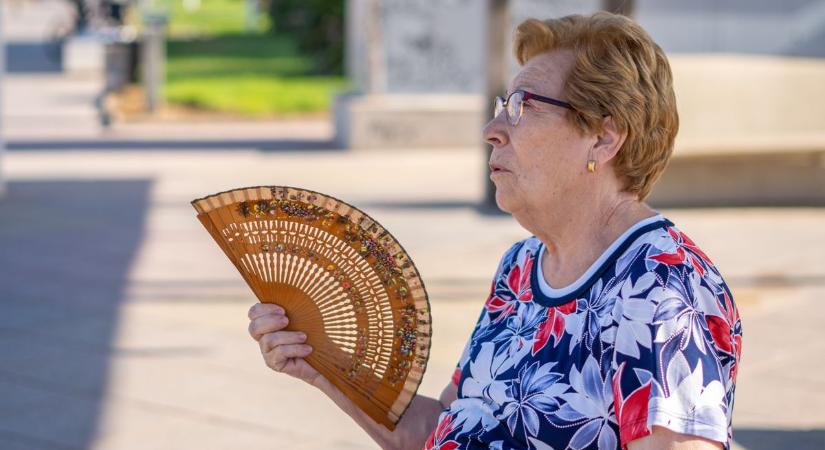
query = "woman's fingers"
(263, 343, 314, 372)
(247, 302, 284, 320)
(258, 330, 307, 353)
(248, 313, 289, 341)
(247, 302, 321, 384)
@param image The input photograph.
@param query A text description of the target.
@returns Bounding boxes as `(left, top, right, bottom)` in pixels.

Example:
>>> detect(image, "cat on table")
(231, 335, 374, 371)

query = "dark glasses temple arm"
(522, 91, 574, 110)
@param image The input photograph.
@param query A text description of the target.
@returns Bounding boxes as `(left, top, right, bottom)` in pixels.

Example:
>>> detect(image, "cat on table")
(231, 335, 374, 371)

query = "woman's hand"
(248, 303, 445, 450)
(247, 302, 323, 387)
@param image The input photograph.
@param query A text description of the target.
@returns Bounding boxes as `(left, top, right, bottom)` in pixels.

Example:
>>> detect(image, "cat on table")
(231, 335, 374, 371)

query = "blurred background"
(1, 0, 824, 448)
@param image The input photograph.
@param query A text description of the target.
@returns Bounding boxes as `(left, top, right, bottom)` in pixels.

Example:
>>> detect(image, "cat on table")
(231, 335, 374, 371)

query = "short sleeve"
(610, 268, 738, 449)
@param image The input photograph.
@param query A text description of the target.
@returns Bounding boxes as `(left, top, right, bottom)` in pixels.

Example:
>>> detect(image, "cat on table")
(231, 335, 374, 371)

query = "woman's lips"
(489, 163, 510, 173)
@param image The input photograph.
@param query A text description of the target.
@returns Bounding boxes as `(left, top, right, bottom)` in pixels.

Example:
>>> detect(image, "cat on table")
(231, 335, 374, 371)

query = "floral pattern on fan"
(192, 185, 431, 430)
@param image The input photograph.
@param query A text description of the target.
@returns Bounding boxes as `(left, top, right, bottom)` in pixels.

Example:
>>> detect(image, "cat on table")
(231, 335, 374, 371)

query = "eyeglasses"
(494, 89, 574, 126)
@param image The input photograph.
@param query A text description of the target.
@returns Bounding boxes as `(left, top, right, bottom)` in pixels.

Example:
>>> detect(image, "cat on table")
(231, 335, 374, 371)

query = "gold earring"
(587, 147, 596, 173)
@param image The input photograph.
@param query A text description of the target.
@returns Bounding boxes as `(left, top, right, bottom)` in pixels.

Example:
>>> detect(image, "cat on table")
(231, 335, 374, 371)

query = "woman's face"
(485, 50, 595, 217)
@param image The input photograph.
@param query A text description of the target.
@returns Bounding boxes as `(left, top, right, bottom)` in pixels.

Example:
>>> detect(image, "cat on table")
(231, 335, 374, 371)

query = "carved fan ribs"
(192, 186, 431, 430)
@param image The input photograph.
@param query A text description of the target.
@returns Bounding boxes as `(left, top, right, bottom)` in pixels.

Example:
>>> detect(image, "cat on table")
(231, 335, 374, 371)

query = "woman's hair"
(514, 12, 678, 200)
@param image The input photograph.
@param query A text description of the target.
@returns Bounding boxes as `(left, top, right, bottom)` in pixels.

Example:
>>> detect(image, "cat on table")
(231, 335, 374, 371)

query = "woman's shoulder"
(634, 220, 724, 280)
(612, 219, 737, 321)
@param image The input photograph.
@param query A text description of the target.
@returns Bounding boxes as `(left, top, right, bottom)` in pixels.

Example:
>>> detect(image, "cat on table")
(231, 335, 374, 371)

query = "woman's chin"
(493, 189, 515, 213)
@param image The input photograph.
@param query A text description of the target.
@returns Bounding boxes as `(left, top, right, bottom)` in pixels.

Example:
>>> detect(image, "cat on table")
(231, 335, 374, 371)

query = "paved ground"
(2, 3, 825, 449)
(3, 82, 825, 450)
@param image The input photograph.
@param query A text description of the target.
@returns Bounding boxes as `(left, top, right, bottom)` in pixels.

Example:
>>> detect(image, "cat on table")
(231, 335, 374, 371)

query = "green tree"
(267, 0, 344, 74)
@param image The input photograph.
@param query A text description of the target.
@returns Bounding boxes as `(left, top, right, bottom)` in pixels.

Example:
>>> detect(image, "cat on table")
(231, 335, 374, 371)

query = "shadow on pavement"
(5, 42, 63, 73)
(7, 139, 340, 153)
(734, 427, 825, 449)
(0, 179, 151, 448)
(360, 199, 510, 216)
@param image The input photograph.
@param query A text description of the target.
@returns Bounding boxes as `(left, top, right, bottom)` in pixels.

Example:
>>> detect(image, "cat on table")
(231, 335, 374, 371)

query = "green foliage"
(267, 0, 344, 74)
(165, 75, 346, 116)
(165, 34, 348, 116)
(166, 34, 311, 78)
(157, 0, 347, 115)
(166, 0, 271, 36)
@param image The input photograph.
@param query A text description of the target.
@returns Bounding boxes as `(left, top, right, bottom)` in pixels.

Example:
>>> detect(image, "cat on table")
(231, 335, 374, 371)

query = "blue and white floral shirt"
(424, 215, 743, 450)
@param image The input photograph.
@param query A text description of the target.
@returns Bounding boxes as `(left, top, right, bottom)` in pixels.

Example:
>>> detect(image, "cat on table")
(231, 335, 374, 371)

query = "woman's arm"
(314, 377, 457, 450)
(249, 302, 457, 450)
(627, 426, 724, 450)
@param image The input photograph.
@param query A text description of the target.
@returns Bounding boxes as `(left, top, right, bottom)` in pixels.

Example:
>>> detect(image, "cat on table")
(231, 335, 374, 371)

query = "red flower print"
(484, 293, 517, 317)
(423, 414, 460, 450)
(531, 300, 577, 355)
(451, 367, 462, 386)
(613, 362, 653, 449)
(508, 255, 534, 303)
(484, 276, 514, 315)
(485, 253, 535, 319)
(706, 290, 743, 380)
(648, 227, 713, 276)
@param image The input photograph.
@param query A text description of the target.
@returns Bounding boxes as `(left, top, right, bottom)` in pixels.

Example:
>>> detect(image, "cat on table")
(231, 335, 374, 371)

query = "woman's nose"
(483, 114, 509, 147)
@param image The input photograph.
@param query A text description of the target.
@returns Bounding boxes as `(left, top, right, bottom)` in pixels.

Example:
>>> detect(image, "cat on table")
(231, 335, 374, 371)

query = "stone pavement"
(1, 12, 825, 450)
(2, 117, 825, 449)
(3, 137, 825, 449)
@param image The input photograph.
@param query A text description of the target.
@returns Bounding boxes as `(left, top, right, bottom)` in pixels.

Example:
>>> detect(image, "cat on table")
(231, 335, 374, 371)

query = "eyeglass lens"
(493, 92, 524, 126)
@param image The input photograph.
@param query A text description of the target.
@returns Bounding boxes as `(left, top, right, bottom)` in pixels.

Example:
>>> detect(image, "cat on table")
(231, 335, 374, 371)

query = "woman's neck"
(521, 194, 656, 290)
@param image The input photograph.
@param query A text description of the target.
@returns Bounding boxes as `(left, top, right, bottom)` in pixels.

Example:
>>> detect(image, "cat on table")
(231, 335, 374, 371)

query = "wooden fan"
(191, 186, 431, 430)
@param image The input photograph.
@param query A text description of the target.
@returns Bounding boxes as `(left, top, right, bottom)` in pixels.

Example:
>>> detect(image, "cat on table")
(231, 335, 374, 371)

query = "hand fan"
(191, 186, 431, 430)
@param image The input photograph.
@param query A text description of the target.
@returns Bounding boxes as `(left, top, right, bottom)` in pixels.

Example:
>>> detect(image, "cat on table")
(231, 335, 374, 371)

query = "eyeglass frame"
(494, 89, 575, 126)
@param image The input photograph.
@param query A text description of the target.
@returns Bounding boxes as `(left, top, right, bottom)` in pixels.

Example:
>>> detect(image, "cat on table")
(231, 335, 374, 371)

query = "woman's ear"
(592, 115, 627, 165)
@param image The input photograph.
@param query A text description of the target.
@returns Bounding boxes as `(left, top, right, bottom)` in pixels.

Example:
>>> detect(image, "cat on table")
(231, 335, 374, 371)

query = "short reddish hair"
(514, 12, 679, 200)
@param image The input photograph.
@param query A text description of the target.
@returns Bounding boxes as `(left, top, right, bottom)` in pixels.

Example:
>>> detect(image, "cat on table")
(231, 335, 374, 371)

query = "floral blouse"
(424, 215, 743, 450)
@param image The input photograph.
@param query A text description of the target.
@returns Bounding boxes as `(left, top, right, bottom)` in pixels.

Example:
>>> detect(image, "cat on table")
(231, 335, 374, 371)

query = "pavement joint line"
(0, 428, 83, 450)
(122, 277, 495, 287)
(0, 369, 107, 404)
(0, 320, 242, 359)
(726, 274, 825, 288)
(770, 373, 825, 389)
(0, 320, 235, 360)
(1, 298, 127, 326)
(0, 324, 295, 382)
(0, 324, 140, 356)
(0, 368, 315, 440)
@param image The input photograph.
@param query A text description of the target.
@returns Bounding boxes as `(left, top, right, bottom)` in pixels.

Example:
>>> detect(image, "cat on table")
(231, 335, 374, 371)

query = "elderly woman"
(247, 11, 742, 450)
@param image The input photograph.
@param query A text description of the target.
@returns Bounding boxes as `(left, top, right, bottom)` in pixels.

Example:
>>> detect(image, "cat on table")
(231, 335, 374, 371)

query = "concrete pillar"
(141, 12, 167, 113)
(335, 0, 487, 150)
(484, 0, 510, 207)
(244, 0, 259, 33)
(365, 0, 386, 94)
(345, 0, 366, 93)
